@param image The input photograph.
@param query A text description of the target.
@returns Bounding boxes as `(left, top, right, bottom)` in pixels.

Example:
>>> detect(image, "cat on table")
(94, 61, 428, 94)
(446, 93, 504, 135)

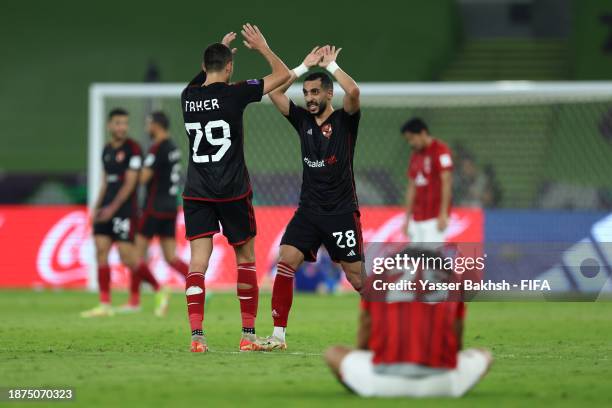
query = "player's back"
(181, 78, 264, 201)
(365, 300, 464, 373)
(143, 138, 181, 215)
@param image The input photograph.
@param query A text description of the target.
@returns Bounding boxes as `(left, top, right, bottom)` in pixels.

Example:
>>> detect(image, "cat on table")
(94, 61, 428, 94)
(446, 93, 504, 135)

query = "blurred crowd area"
(1, 0, 611, 211)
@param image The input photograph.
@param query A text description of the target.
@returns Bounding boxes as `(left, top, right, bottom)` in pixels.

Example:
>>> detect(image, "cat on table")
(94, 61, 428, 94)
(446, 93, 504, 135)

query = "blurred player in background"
(82, 108, 159, 317)
(117, 111, 187, 316)
(402, 118, 453, 247)
(181, 26, 290, 352)
(324, 247, 492, 398)
(261, 45, 363, 350)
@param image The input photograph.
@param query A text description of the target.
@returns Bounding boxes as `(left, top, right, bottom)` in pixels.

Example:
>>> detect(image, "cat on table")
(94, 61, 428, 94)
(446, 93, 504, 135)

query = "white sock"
(273, 326, 286, 341)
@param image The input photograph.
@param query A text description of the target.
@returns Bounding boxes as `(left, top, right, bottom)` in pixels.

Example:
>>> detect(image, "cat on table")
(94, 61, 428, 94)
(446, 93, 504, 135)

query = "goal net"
(87, 81, 612, 291)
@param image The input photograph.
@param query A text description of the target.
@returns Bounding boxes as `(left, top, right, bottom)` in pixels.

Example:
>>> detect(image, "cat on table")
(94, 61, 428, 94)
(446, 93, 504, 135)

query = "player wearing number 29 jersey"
(181, 76, 263, 201)
(179, 26, 290, 353)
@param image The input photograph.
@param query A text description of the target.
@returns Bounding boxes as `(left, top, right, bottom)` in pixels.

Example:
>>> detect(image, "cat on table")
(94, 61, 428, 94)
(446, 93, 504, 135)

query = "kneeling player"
(324, 248, 493, 398)
(260, 45, 364, 350)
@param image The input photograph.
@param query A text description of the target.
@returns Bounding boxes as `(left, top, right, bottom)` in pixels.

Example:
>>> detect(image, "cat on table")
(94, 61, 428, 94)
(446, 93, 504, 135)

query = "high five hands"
(301, 45, 342, 68)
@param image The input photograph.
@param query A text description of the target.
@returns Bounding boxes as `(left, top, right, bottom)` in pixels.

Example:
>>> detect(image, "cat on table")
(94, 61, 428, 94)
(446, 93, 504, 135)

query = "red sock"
(137, 262, 160, 291)
(186, 272, 205, 332)
(98, 264, 111, 304)
(237, 262, 258, 329)
(169, 258, 189, 278)
(271, 262, 295, 327)
(128, 267, 141, 306)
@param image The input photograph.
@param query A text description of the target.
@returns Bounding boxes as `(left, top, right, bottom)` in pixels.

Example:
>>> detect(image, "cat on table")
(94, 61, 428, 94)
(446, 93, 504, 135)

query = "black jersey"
(181, 73, 264, 201)
(285, 101, 361, 215)
(101, 138, 142, 215)
(142, 138, 181, 215)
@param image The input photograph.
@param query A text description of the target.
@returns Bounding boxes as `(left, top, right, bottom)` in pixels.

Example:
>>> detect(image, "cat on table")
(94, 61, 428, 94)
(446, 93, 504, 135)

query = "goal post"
(88, 80, 612, 209)
(87, 81, 612, 290)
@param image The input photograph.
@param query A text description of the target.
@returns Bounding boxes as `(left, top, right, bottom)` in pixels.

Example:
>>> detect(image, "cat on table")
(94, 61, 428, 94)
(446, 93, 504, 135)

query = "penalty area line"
(208, 350, 322, 357)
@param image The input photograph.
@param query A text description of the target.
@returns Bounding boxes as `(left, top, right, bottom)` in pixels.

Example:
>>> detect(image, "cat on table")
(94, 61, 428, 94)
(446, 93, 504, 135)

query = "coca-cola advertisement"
(0, 205, 483, 289)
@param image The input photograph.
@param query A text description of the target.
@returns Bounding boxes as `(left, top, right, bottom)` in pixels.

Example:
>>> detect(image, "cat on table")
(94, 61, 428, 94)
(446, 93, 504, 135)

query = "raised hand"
(303, 46, 323, 68)
(241, 23, 269, 51)
(318, 45, 342, 68)
(221, 31, 238, 54)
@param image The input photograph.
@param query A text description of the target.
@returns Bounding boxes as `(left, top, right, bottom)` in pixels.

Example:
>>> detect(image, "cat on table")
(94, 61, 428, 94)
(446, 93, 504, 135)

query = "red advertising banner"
(0, 206, 482, 289)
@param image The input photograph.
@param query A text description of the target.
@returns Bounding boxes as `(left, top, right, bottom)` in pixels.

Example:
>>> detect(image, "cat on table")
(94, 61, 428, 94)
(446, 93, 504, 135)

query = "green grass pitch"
(0, 290, 611, 407)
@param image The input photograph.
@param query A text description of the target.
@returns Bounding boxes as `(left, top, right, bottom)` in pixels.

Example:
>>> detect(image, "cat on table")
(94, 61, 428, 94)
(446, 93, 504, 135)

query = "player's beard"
(309, 100, 328, 117)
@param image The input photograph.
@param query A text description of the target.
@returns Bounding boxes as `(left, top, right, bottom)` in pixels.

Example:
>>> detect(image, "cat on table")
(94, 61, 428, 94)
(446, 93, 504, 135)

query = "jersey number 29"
(185, 120, 231, 163)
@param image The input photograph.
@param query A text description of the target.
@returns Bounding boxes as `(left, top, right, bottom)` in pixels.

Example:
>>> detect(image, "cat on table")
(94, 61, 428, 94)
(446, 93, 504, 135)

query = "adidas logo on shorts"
(347, 249, 356, 257)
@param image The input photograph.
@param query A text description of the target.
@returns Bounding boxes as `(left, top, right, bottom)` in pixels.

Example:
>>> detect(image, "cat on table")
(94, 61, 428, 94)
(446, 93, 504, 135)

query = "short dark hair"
(108, 108, 128, 121)
(150, 111, 169, 130)
(203, 43, 233, 72)
(400, 117, 428, 134)
(304, 72, 333, 90)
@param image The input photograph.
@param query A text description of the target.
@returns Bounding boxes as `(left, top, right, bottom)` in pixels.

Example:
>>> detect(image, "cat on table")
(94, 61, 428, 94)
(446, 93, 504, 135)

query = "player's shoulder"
(288, 99, 308, 116)
(433, 138, 451, 152)
(231, 78, 262, 88)
(163, 138, 178, 150)
(124, 138, 142, 155)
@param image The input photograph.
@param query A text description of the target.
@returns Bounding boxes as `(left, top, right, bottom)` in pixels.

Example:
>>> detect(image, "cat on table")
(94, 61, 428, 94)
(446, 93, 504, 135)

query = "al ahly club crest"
(321, 123, 333, 139)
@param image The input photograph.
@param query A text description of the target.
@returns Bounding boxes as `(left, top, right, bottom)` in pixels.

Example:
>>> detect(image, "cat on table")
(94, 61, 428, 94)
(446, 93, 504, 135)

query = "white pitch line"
(207, 350, 322, 357)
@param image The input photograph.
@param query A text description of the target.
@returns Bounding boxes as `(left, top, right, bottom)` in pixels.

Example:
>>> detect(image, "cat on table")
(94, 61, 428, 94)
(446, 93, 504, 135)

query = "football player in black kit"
(82, 108, 160, 318)
(181, 26, 290, 352)
(260, 45, 363, 350)
(116, 111, 187, 316)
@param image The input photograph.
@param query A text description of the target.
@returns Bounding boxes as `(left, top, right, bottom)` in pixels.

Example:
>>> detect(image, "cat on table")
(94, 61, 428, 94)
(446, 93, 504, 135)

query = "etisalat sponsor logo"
(370, 253, 551, 292)
(303, 156, 337, 168)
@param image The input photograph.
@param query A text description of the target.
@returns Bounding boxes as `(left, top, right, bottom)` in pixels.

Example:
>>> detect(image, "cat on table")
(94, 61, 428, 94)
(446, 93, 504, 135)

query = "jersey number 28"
(185, 120, 231, 163)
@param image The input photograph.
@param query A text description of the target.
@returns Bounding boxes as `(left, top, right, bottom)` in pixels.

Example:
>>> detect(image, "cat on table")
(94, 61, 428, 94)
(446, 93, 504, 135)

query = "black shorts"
(183, 193, 256, 246)
(280, 208, 363, 263)
(138, 212, 177, 238)
(93, 215, 136, 242)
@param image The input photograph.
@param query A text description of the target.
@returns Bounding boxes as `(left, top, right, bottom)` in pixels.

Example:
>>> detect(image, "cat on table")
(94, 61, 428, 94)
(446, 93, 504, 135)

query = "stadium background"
(1, 0, 612, 290)
(1, 1, 612, 407)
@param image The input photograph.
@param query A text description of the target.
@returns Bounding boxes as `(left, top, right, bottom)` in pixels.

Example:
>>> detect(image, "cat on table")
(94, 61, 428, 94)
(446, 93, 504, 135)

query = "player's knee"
(342, 265, 363, 289)
(278, 247, 303, 270)
(234, 242, 255, 264)
(324, 346, 343, 371)
(96, 252, 108, 265)
(235, 252, 255, 264)
(189, 257, 209, 273)
(119, 252, 138, 269)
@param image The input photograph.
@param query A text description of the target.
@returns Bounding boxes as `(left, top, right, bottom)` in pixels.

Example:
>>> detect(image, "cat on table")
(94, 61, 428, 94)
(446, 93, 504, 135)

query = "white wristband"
(326, 61, 340, 75)
(292, 63, 308, 78)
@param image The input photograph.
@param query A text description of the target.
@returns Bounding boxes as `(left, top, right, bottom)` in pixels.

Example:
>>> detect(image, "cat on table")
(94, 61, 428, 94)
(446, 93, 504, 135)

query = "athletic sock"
(272, 326, 286, 342)
(242, 327, 255, 335)
(98, 264, 111, 304)
(128, 267, 141, 306)
(186, 272, 205, 333)
(137, 262, 160, 291)
(271, 262, 295, 328)
(237, 262, 258, 331)
(169, 258, 189, 278)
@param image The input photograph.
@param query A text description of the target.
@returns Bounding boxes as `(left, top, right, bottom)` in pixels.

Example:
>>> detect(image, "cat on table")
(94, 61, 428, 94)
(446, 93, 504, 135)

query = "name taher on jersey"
(184, 98, 220, 112)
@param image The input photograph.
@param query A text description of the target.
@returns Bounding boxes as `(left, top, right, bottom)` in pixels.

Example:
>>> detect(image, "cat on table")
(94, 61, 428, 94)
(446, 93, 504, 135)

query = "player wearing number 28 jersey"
(180, 26, 290, 353)
(259, 45, 364, 351)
